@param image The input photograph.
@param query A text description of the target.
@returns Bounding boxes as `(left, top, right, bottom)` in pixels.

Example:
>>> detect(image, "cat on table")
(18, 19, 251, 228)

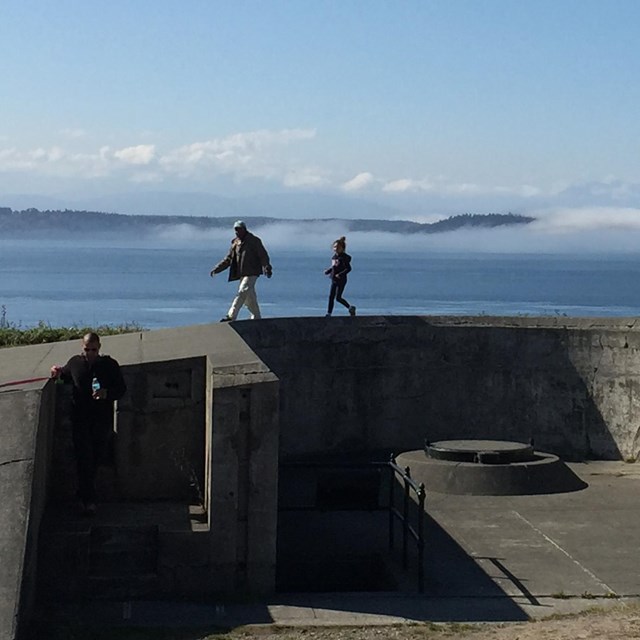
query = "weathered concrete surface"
(0, 323, 279, 637)
(4, 317, 640, 636)
(0, 322, 269, 385)
(396, 448, 588, 495)
(4, 316, 640, 465)
(35, 462, 640, 629)
(205, 377, 280, 594)
(33, 324, 274, 505)
(0, 386, 54, 640)
(114, 357, 207, 502)
(233, 316, 640, 461)
(424, 461, 640, 604)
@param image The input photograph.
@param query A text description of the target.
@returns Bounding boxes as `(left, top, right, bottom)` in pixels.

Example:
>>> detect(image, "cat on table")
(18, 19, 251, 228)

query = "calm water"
(2, 240, 640, 329)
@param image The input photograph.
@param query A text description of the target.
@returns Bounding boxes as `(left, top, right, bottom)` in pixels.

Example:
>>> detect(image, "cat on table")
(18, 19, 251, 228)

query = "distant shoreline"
(0, 207, 533, 239)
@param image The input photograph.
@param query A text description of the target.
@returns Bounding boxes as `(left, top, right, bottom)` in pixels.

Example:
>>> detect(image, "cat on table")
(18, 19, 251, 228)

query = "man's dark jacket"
(59, 354, 126, 420)
(212, 232, 272, 281)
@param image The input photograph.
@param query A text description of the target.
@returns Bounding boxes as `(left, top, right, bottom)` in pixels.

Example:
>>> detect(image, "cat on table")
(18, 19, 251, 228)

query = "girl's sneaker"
(349, 306, 356, 317)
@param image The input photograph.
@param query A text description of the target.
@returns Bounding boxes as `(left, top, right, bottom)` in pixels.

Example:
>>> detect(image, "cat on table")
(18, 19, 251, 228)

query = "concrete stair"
(37, 502, 208, 602)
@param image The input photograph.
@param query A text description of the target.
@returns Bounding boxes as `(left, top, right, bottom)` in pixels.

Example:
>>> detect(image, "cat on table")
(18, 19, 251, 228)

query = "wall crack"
(0, 457, 31, 467)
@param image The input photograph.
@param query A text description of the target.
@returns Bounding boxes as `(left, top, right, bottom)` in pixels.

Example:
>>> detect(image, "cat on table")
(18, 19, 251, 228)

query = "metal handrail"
(280, 456, 426, 592)
(387, 454, 426, 592)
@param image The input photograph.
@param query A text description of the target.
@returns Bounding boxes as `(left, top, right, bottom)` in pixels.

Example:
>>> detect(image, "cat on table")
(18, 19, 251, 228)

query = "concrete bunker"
(39, 351, 279, 605)
(3, 316, 640, 637)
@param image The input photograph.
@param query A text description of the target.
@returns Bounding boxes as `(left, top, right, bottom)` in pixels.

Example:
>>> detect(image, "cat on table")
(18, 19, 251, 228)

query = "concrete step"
(37, 502, 209, 601)
(89, 525, 158, 577)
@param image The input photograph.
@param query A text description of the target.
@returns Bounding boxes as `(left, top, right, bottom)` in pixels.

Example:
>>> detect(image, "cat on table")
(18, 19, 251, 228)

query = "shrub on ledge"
(0, 320, 144, 348)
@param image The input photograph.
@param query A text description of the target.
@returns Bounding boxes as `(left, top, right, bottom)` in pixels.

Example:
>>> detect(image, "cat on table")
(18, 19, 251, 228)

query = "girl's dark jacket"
(325, 252, 352, 283)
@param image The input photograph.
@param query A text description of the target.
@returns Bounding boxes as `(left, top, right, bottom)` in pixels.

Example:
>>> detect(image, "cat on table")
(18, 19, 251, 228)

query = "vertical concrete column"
(245, 381, 279, 592)
(206, 373, 279, 594)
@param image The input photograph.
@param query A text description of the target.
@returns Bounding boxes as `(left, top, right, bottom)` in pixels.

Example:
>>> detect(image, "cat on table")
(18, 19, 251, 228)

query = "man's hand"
(93, 388, 108, 400)
(50, 365, 62, 379)
(264, 265, 273, 278)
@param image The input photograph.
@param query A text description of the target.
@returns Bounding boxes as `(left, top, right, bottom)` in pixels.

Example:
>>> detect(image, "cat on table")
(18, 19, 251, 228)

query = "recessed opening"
(277, 552, 397, 592)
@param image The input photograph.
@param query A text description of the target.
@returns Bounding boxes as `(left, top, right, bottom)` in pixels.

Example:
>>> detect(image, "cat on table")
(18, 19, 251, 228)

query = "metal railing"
(280, 456, 426, 592)
(387, 454, 426, 592)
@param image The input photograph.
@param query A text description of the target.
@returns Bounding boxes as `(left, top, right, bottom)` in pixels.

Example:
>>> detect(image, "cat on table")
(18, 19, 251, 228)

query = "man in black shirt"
(51, 332, 126, 515)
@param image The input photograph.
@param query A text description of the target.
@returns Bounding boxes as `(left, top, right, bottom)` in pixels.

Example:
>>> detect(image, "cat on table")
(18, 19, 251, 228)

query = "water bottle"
(92, 377, 100, 393)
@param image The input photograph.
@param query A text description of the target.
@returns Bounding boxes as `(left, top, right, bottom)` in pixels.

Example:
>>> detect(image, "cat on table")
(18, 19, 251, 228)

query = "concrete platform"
(37, 461, 640, 631)
(397, 447, 588, 495)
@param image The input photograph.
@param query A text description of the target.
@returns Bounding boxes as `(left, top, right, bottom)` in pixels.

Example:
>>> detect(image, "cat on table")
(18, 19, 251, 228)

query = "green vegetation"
(0, 305, 143, 348)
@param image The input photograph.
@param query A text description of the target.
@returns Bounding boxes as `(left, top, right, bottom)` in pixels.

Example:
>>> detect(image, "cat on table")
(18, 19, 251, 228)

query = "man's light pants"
(228, 275, 261, 320)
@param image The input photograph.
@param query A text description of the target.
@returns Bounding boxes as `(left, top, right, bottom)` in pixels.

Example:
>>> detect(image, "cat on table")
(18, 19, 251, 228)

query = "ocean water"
(2, 239, 640, 329)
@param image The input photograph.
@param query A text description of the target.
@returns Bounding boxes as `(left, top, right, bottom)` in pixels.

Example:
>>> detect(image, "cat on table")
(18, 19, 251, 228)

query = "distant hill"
(0, 207, 534, 239)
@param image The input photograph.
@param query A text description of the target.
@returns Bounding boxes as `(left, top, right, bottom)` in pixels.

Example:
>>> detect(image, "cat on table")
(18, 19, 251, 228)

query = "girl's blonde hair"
(333, 236, 347, 250)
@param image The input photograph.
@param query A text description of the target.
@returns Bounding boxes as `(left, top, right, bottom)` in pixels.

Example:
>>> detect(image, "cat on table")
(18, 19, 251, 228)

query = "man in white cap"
(210, 220, 273, 321)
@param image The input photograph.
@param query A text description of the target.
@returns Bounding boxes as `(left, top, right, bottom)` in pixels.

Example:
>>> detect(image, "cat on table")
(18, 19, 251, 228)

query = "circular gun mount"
(425, 439, 535, 465)
(398, 439, 587, 496)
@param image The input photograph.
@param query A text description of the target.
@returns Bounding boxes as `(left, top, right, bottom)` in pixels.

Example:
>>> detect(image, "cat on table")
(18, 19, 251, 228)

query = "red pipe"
(0, 376, 50, 389)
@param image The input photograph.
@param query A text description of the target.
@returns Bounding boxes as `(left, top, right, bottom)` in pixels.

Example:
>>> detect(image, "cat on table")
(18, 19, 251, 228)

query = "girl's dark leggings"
(328, 280, 350, 313)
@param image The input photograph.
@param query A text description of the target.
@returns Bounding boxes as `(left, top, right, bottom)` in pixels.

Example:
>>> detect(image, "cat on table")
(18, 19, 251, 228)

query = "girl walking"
(324, 236, 356, 317)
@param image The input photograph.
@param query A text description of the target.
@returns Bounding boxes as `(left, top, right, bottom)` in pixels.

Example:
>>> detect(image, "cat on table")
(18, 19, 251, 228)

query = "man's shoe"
(325, 313, 331, 317)
(219, 316, 232, 322)
(349, 306, 357, 317)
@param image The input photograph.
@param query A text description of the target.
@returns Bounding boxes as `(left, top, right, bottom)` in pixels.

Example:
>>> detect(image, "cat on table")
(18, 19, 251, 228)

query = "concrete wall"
(205, 362, 280, 594)
(5, 315, 640, 637)
(0, 325, 280, 637)
(49, 358, 206, 503)
(0, 384, 55, 640)
(234, 316, 640, 461)
(116, 357, 206, 502)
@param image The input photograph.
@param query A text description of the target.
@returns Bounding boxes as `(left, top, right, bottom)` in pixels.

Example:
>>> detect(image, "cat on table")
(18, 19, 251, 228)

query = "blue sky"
(2, 0, 640, 224)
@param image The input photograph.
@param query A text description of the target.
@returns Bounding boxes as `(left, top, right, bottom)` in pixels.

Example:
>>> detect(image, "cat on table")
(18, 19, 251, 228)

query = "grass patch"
(0, 304, 144, 348)
(0, 316, 144, 350)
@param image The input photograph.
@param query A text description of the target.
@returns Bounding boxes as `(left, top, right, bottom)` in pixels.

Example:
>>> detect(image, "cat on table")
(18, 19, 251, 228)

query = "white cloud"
(142, 211, 640, 255)
(531, 206, 640, 232)
(0, 146, 109, 177)
(159, 128, 316, 177)
(342, 172, 375, 192)
(4, 129, 628, 212)
(0, 128, 320, 187)
(380, 177, 541, 197)
(149, 219, 347, 250)
(114, 144, 156, 165)
(382, 178, 423, 193)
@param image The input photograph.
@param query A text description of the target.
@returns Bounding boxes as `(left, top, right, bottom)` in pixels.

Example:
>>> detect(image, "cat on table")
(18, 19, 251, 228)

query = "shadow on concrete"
(275, 506, 530, 622)
(33, 600, 275, 636)
(233, 317, 621, 462)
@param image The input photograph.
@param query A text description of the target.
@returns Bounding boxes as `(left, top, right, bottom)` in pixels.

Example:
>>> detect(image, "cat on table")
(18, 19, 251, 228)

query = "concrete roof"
(3, 315, 640, 391)
(0, 323, 270, 392)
